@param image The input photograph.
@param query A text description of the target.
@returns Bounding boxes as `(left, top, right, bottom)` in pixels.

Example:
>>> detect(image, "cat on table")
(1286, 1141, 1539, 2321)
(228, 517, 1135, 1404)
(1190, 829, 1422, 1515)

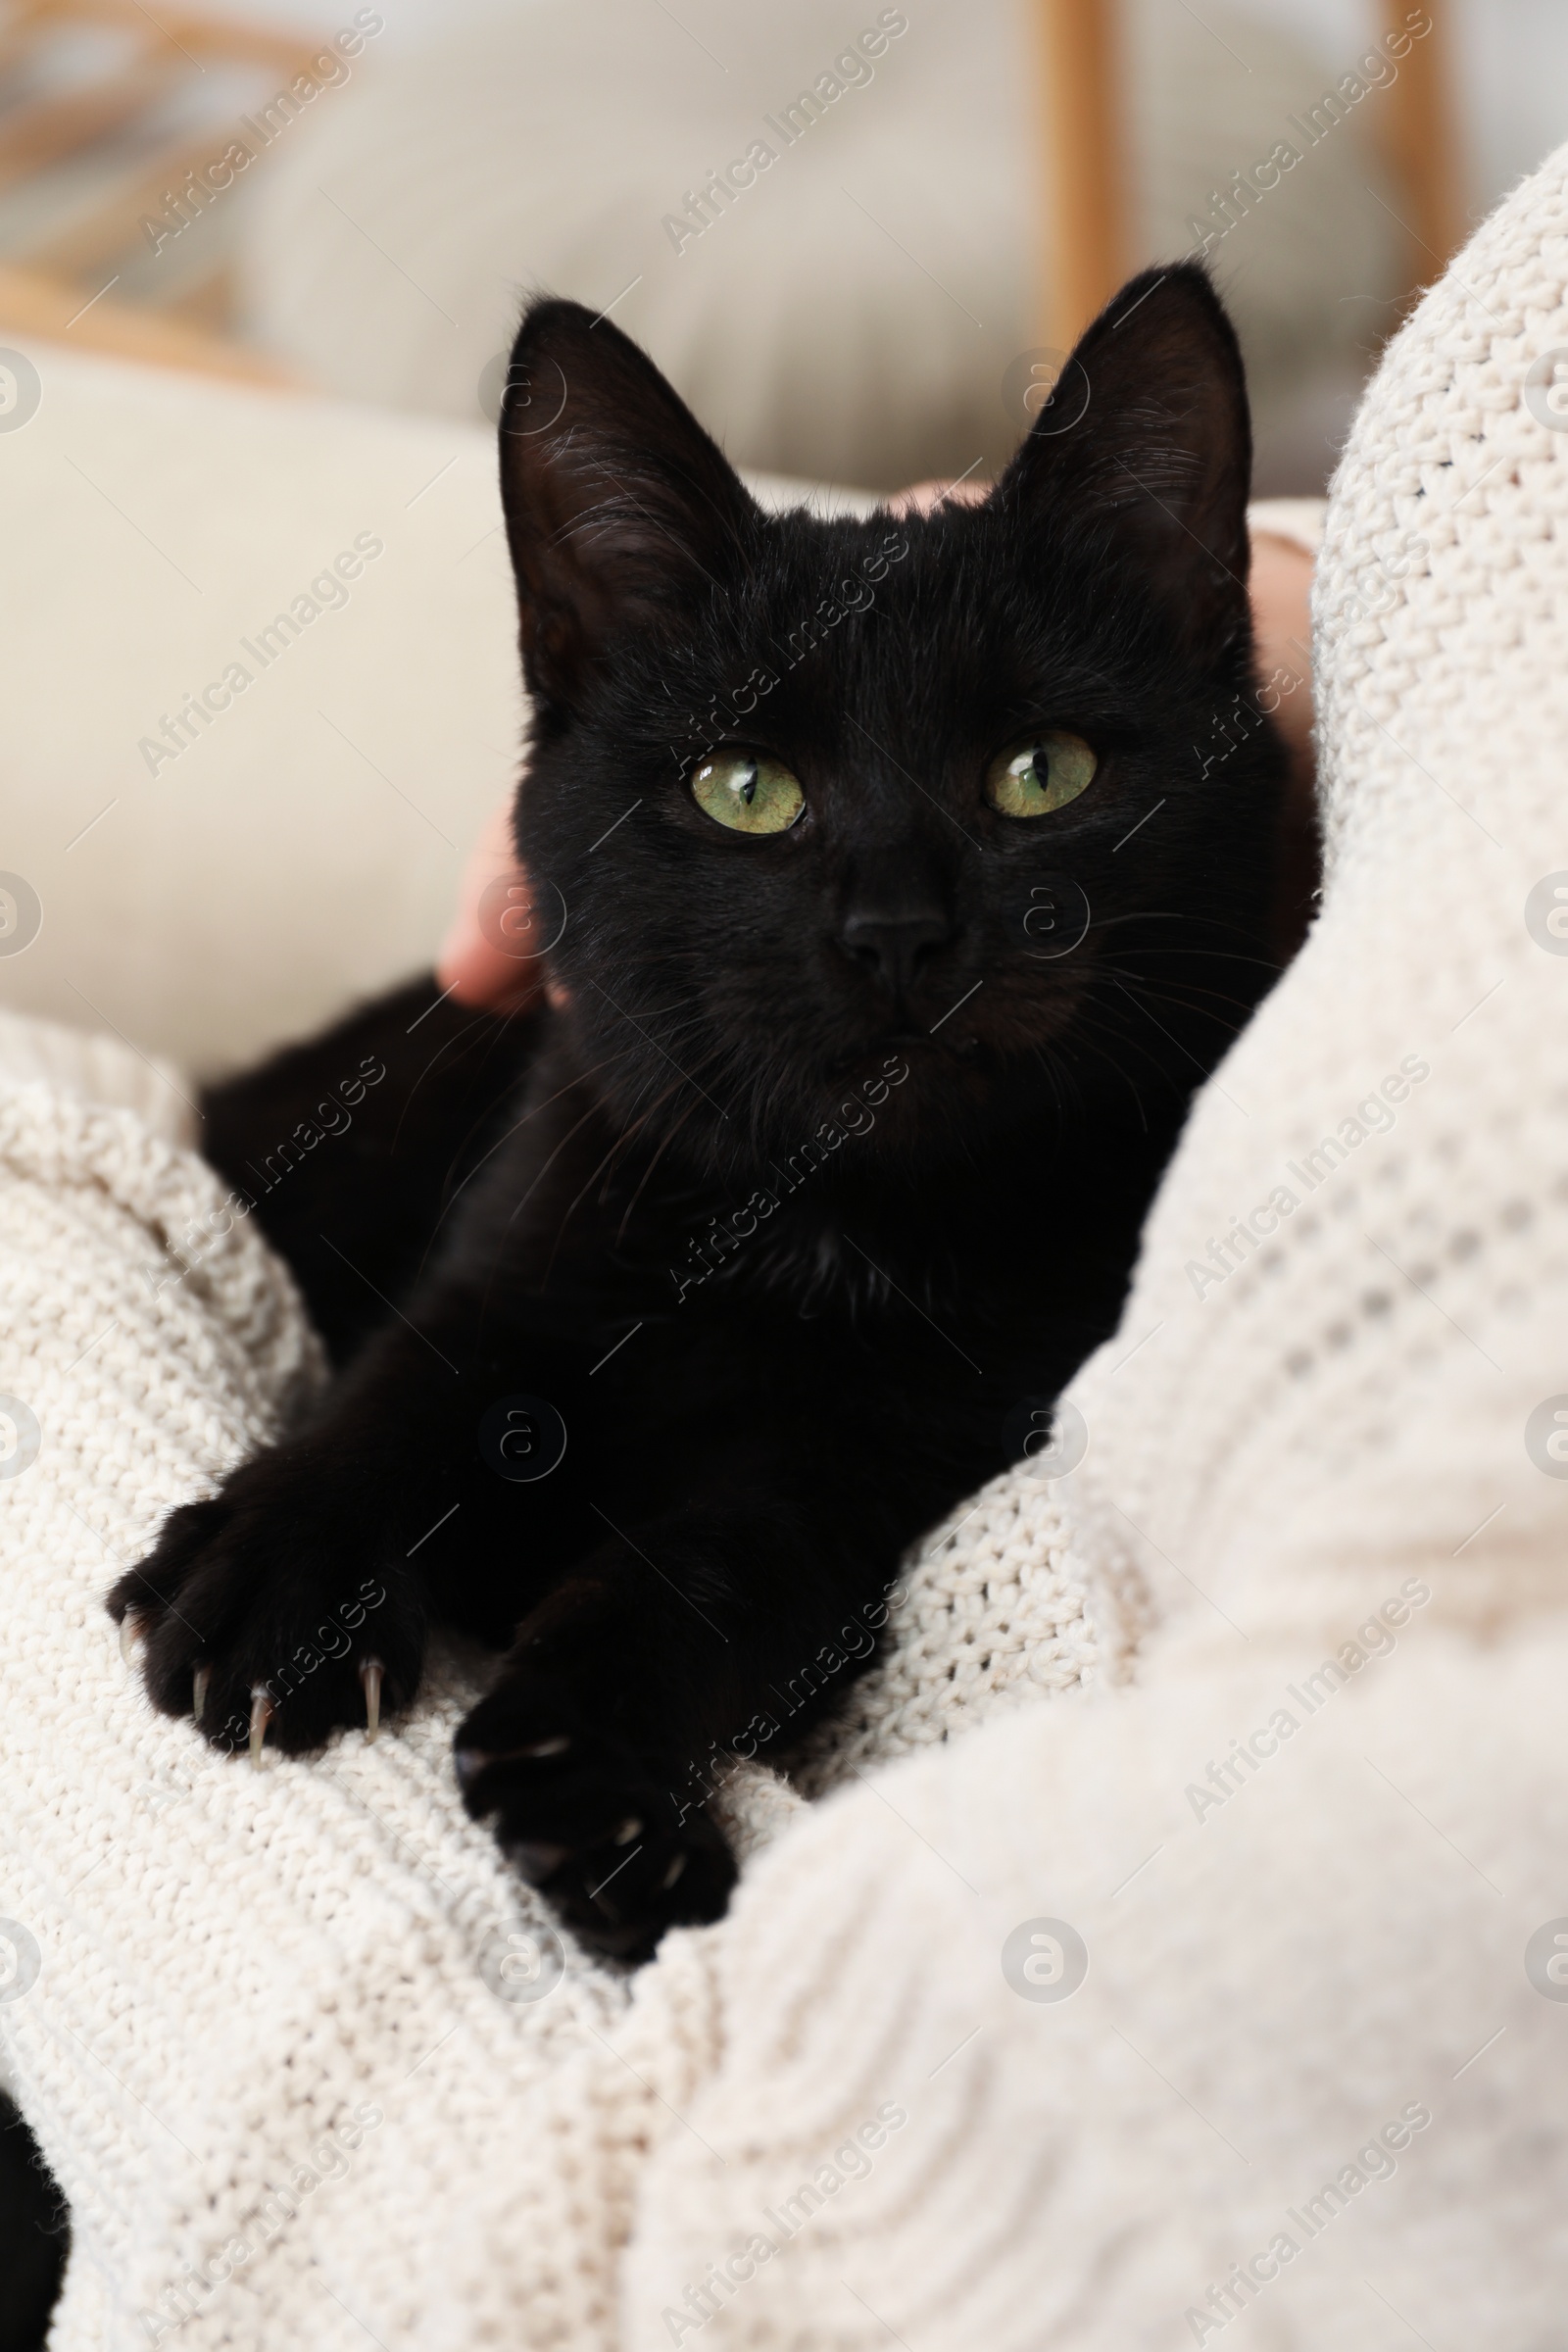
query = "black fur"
(114, 267, 1288, 1959)
(0, 2094, 68, 2352)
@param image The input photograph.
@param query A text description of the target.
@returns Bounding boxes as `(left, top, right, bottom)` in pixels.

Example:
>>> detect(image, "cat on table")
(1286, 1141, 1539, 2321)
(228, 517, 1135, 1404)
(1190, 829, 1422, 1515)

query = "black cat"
(112, 265, 1289, 1958)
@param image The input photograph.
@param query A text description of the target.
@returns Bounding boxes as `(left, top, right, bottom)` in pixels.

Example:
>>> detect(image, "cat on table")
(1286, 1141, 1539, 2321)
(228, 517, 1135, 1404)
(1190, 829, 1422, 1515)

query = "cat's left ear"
(1000, 263, 1252, 661)
(498, 297, 759, 707)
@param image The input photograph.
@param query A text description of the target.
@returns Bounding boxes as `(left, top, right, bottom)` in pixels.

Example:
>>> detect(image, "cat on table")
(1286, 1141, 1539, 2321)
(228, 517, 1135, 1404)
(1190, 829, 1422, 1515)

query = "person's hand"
(436, 799, 552, 1012)
(884, 477, 989, 517)
(1249, 529, 1315, 776)
(1249, 528, 1319, 956)
(437, 487, 1318, 1012)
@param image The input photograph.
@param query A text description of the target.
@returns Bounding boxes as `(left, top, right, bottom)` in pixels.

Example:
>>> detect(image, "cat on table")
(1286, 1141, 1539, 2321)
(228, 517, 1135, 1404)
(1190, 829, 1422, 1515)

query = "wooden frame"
(0, 0, 318, 384)
(1034, 0, 1128, 357)
(0, 260, 293, 382)
(0, 0, 1472, 394)
(1035, 0, 1466, 350)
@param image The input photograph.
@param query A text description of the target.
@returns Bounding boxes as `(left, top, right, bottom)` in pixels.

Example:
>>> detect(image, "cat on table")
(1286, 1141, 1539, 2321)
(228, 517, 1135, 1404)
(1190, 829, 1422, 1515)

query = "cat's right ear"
(999, 264, 1253, 664)
(498, 298, 759, 708)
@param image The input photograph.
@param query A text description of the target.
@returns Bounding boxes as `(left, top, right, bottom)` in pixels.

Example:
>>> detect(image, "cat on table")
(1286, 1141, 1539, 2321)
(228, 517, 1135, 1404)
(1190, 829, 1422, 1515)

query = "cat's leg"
(453, 1500, 901, 1956)
(201, 976, 544, 1363)
(108, 1301, 590, 1757)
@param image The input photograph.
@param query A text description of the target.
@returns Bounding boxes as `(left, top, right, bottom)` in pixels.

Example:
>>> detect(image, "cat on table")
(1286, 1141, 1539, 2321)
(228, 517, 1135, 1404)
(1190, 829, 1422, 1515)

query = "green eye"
(985, 731, 1097, 818)
(691, 750, 805, 836)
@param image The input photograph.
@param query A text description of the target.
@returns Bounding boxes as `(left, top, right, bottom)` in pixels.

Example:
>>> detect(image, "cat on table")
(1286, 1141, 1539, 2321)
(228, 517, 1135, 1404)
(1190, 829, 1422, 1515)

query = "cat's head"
(497, 266, 1285, 1185)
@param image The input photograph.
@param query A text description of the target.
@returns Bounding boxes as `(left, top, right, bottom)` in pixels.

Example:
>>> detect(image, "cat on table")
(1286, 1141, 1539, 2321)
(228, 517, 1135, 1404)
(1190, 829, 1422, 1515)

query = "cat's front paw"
(455, 1674, 737, 1961)
(108, 1453, 424, 1756)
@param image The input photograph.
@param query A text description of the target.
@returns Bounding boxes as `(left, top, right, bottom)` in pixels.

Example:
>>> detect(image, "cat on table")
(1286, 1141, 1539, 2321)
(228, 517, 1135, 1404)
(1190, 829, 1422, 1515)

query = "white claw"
(119, 1613, 144, 1668)
(662, 1853, 688, 1890)
(249, 1685, 273, 1767)
(360, 1656, 383, 1743)
(193, 1664, 211, 1722)
(613, 1816, 644, 1845)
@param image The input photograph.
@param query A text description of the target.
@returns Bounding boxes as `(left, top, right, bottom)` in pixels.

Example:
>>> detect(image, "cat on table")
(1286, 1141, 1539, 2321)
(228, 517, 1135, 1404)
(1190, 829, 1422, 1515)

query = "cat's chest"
(473, 1114, 1103, 1356)
(451, 1039, 1154, 1378)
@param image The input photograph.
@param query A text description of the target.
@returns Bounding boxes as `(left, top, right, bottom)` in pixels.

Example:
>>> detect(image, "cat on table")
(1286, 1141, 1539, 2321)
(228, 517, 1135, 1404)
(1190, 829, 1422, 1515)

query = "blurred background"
(2, 0, 1564, 496)
(3, 0, 1566, 1082)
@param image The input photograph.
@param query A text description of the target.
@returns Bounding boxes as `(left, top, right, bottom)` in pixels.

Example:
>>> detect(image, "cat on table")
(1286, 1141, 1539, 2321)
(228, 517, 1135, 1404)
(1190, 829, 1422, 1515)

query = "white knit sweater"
(7, 144, 1568, 2349)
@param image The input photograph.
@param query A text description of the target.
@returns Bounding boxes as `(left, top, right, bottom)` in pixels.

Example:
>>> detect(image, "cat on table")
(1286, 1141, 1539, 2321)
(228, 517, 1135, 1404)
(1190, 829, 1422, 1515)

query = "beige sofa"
(0, 345, 865, 1076)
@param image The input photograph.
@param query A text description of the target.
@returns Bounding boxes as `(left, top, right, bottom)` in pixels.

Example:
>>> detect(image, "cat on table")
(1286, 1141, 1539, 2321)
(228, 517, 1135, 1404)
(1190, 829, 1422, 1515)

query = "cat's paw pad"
(107, 1463, 421, 1757)
(455, 1687, 737, 1960)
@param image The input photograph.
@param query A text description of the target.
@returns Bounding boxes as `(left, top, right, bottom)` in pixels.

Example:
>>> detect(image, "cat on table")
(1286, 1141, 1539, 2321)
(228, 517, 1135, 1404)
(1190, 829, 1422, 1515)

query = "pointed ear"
(498, 298, 760, 707)
(998, 264, 1252, 661)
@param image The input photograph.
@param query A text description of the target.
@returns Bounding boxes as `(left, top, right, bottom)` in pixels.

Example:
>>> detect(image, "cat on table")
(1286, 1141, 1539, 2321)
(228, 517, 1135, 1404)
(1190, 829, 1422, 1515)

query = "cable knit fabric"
(7, 143, 1568, 2349)
(0, 1011, 197, 1152)
(1061, 146, 1568, 1669)
(786, 1472, 1101, 1797)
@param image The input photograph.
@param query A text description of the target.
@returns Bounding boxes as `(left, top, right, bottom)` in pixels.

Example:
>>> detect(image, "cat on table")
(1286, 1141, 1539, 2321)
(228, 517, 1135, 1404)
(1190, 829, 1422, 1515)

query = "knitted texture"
(623, 1635, 1568, 2350)
(0, 1009, 197, 1151)
(1057, 140, 1568, 1672)
(788, 1470, 1099, 1798)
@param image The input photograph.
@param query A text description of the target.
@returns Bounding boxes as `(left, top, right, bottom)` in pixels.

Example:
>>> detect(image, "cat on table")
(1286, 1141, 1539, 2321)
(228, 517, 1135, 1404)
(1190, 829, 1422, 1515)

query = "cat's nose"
(839, 909, 953, 995)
